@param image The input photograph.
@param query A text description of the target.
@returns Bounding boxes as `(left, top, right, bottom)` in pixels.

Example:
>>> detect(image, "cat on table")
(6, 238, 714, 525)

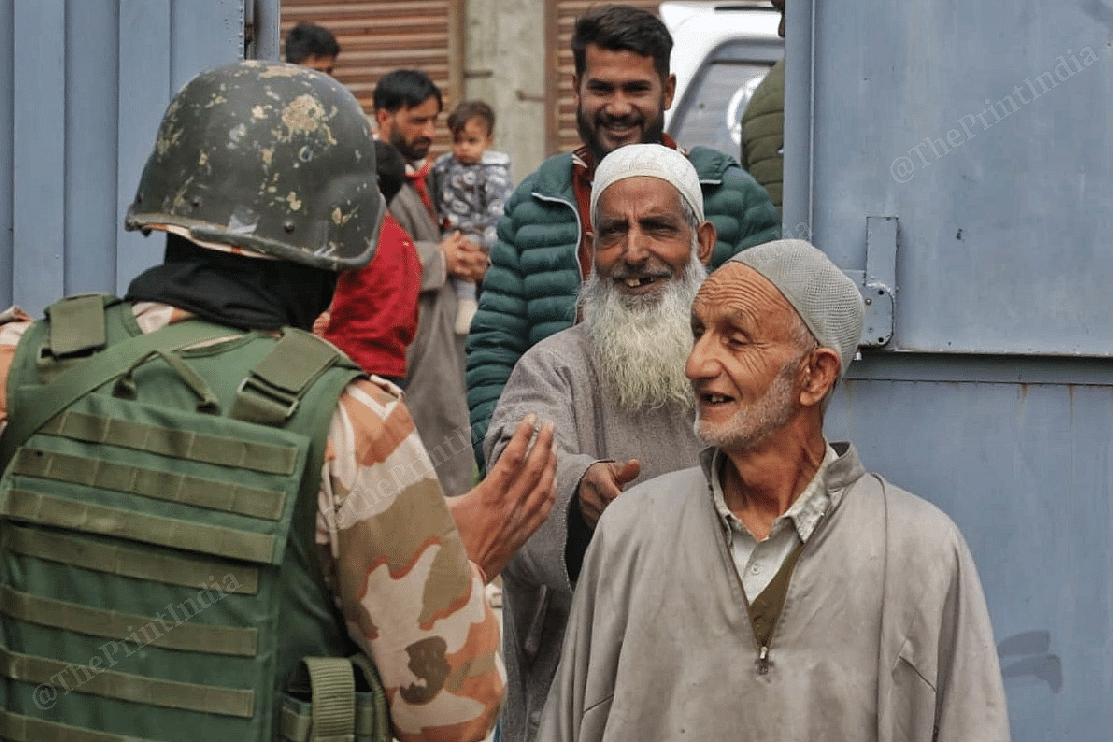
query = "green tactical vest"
(0, 295, 389, 742)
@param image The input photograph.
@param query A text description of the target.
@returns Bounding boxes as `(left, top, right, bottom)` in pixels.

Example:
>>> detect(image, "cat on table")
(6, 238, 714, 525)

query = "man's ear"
(798, 347, 841, 408)
(662, 73, 677, 110)
(696, 221, 716, 265)
(374, 108, 391, 135)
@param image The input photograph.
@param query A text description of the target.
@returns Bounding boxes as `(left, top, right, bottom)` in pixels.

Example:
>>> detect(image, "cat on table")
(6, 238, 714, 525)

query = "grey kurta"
(539, 443, 1010, 742)
(390, 182, 474, 496)
(484, 324, 704, 742)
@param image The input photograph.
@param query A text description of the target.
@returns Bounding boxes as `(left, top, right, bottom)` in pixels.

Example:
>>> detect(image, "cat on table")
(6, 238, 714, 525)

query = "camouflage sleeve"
(317, 377, 504, 742)
(0, 307, 33, 435)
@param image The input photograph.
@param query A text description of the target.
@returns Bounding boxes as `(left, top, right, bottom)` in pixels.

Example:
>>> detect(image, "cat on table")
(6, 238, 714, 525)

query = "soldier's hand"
(577, 459, 641, 528)
(447, 414, 557, 580)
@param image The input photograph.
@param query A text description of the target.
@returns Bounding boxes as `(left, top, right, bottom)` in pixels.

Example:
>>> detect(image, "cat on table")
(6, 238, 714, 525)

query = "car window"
(669, 57, 774, 154)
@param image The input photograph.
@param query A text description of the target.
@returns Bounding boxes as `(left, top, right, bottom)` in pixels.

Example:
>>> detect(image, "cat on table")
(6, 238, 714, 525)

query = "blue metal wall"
(0, 0, 247, 319)
(786, 0, 1113, 738)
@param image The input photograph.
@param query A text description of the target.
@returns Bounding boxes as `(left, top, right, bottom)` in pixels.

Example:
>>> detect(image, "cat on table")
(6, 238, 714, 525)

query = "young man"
(284, 21, 340, 75)
(466, 4, 781, 468)
(484, 144, 714, 742)
(540, 240, 1010, 742)
(372, 69, 489, 496)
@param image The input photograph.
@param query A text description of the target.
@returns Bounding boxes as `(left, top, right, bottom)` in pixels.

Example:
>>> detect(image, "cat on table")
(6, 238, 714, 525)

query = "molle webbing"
(0, 305, 235, 472)
(0, 522, 259, 594)
(9, 446, 289, 520)
(0, 646, 255, 717)
(0, 487, 281, 564)
(0, 708, 167, 742)
(0, 583, 257, 656)
(0, 295, 364, 742)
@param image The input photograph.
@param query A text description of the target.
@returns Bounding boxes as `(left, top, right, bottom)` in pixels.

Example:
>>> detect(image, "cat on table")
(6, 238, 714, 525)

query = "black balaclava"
(126, 233, 337, 332)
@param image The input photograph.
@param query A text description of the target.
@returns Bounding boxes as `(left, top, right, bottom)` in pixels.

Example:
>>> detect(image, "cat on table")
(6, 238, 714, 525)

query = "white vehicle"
(661, 2, 783, 154)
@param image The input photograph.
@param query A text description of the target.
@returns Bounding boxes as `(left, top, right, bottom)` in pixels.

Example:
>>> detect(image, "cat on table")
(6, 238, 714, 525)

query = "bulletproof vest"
(0, 294, 388, 742)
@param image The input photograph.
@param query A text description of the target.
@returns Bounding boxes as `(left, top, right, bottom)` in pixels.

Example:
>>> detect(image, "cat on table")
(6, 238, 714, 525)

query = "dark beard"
(388, 127, 431, 163)
(576, 102, 666, 165)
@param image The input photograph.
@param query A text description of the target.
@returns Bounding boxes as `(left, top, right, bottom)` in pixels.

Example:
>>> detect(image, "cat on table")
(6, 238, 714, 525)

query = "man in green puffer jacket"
(466, 4, 780, 472)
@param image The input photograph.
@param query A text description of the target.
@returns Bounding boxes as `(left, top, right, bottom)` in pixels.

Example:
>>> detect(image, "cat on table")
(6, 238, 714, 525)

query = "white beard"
(580, 251, 706, 412)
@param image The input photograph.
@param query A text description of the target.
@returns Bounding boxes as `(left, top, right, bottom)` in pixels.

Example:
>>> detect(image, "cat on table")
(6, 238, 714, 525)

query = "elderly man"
(539, 240, 1010, 741)
(466, 4, 781, 469)
(485, 144, 713, 742)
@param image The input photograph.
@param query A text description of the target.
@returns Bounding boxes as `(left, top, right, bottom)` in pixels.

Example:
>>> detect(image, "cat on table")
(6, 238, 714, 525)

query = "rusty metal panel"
(281, 0, 464, 156)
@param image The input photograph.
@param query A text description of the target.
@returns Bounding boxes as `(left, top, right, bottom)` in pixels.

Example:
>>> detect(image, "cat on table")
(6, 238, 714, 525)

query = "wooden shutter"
(280, 0, 463, 155)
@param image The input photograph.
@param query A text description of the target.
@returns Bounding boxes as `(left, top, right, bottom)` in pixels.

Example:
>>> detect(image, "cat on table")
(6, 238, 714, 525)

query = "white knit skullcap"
(728, 239, 864, 375)
(589, 144, 703, 228)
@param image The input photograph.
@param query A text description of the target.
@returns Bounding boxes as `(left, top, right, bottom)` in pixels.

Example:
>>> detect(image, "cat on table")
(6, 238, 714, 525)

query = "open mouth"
(599, 118, 640, 140)
(698, 391, 735, 406)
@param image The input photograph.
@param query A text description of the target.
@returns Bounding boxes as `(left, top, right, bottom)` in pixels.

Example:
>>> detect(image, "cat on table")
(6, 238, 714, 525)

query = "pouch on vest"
(0, 295, 375, 742)
(279, 655, 389, 742)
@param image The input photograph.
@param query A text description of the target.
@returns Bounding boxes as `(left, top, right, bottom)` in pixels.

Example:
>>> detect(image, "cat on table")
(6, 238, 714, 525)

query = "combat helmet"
(125, 60, 383, 271)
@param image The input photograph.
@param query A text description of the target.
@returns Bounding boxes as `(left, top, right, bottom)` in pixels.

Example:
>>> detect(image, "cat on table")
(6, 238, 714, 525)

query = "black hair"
(447, 100, 496, 137)
(372, 69, 443, 113)
(373, 140, 406, 204)
(284, 22, 340, 63)
(571, 5, 673, 81)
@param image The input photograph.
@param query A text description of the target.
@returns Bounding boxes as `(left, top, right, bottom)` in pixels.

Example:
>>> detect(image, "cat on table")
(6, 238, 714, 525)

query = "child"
(429, 100, 513, 334)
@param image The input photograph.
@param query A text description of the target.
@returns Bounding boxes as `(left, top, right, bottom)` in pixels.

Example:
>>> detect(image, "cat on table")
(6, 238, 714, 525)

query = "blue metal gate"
(0, 0, 263, 319)
(786, 1, 1113, 738)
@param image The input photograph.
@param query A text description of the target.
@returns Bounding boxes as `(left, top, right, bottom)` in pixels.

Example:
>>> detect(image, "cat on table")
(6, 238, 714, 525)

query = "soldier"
(0, 61, 555, 742)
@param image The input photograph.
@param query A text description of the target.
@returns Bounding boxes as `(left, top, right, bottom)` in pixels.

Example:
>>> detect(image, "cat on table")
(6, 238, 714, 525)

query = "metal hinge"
(843, 216, 898, 348)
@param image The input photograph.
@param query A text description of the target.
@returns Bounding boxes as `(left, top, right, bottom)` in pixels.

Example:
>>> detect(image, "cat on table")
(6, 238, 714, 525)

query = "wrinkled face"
(593, 177, 705, 305)
(377, 96, 440, 163)
(301, 54, 336, 76)
(451, 116, 493, 165)
(574, 44, 676, 163)
(686, 264, 808, 451)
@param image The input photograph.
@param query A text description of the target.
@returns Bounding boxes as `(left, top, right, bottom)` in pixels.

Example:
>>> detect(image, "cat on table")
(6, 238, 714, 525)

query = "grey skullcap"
(729, 239, 864, 375)
(590, 144, 703, 228)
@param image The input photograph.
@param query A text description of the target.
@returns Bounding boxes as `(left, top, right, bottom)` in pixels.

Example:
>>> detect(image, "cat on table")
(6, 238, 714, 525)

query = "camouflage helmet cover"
(125, 60, 383, 271)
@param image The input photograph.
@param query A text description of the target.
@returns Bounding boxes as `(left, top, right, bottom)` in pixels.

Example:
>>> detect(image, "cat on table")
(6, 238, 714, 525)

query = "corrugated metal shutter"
(545, 0, 661, 156)
(280, 1, 464, 156)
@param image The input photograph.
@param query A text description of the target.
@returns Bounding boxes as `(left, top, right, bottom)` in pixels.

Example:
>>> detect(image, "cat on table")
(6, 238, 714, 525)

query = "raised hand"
(447, 413, 557, 580)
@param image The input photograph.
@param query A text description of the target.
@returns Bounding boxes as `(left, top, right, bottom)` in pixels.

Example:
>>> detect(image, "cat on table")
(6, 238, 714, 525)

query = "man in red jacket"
(316, 140, 421, 386)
